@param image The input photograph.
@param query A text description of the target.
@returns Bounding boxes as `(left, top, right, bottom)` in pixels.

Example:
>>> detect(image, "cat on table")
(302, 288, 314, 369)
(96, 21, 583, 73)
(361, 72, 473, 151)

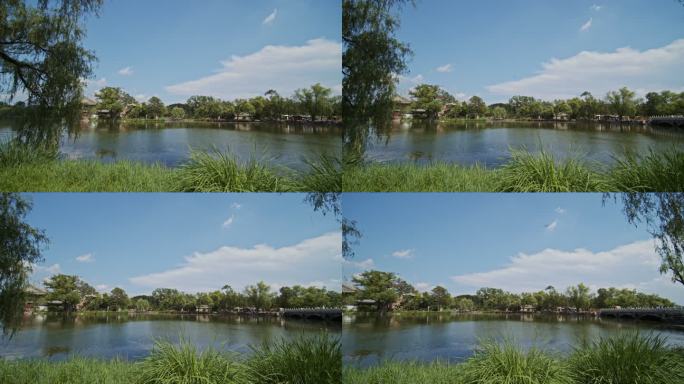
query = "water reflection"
(343, 313, 684, 367)
(364, 121, 684, 167)
(0, 312, 340, 361)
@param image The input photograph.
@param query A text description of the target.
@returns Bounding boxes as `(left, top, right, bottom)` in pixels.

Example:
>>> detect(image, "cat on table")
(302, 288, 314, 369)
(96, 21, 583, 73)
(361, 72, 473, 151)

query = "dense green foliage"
(33, 273, 340, 313)
(92, 84, 340, 122)
(408, 85, 684, 121)
(0, 335, 341, 384)
(342, 148, 684, 192)
(346, 270, 674, 312)
(344, 333, 684, 384)
(0, 193, 48, 333)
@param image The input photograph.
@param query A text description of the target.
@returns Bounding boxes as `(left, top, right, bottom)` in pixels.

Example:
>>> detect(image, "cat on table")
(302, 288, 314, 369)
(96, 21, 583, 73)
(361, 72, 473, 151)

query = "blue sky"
(342, 193, 684, 304)
(25, 193, 341, 296)
(396, 0, 684, 103)
(81, 0, 341, 103)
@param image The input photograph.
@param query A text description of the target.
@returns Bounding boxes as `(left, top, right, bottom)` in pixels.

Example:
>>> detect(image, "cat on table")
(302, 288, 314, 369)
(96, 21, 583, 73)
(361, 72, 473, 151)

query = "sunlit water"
(0, 313, 340, 361)
(0, 120, 341, 172)
(365, 121, 684, 167)
(343, 313, 684, 367)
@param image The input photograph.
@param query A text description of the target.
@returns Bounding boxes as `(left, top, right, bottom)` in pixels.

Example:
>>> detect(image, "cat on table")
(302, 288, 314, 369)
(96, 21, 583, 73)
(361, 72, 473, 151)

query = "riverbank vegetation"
(344, 270, 675, 313)
(0, 334, 341, 384)
(30, 274, 341, 314)
(406, 83, 684, 121)
(344, 333, 684, 384)
(0, 141, 341, 192)
(342, 148, 684, 192)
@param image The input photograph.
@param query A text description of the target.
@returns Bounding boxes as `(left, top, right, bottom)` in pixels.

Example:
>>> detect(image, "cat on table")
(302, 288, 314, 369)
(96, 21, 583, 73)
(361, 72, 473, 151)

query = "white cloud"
(134, 94, 147, 102)
(580, 18, 593, 31)
(32, 263, 61, 275)
(75, 253, 94, 263)
(129, 232, 341, 292)
(222, 214, 235, 229)
(263, 9, 277, 25)
(231, 203, 242, 210)
(95, 284, 109, 292)
(545, 220, 558, 232)
(398, 74, 424, 85)
(165, 38, 341, 100)
(555, 207, 566, 214)
(118, 66, 134, 76)
(451, 240, 684, 303)
(590, 4, 603, 11)
(486, 39, 684, 100)
(392, 249, 414, 259)
(436, 64, 453, 73)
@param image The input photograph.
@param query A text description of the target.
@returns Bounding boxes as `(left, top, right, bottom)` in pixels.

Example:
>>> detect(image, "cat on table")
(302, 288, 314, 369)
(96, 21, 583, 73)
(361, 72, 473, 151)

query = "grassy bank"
(343, 148, 684, 192)
(0, 142, 340, 192)
(344, 333, 684, 384)
(0, 334, 340, 384)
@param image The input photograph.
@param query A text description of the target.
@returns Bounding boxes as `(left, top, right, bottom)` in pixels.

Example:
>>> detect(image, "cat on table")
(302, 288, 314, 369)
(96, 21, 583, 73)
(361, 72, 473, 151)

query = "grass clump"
(609, 148, 684, 192)
(173, 149, 293, 192)
(248, 334, 342, 384)
(300, 153, 342, 192)
(138, 340, 250, 384)
(568, 332, 684, 384)
(460, 342, 572, 384)
(0, 140, 59, 167)
(0, 357, 139, 384)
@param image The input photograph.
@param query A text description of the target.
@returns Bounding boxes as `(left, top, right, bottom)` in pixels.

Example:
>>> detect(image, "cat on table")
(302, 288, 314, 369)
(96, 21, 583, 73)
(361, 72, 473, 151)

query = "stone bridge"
(598, 308, 684, 324)
(280, 308, 342, 321)
(649, 116, 684, 127)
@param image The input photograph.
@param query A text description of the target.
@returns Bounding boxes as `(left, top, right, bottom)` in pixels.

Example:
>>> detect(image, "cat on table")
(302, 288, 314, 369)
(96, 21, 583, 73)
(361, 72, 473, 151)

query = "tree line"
(38, 274, 341, 313)
(346, 270, 676, 313)
(407, 84, 684, 121)
(92, 83, 341, 122)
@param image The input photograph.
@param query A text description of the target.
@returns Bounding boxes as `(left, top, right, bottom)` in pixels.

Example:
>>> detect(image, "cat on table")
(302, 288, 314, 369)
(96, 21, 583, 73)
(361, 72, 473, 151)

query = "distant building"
(520, 305, 535, 313)
(196, 305, 211, 314)
(392, 95, 412, 120)
(24, 284, 47, 314)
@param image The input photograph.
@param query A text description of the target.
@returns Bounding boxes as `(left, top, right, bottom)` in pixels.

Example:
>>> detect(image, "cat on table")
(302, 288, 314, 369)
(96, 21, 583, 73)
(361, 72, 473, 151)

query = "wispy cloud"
(450, 240, 683, 303)
(545, 220, 558, 232)
(231, 203, 242, 210)
(75, 253, 94, 263)
(165, 38, 340, 100)
(590, 4, 603, 11)
(95, 284, 109, 292)
(436, 64, 453, 73)
(392, 249, 414, 259)
(130, 232, 341, 292)
(222, 214, 235, 229)
(555, 207, 566, 214)
(263, 9, 277, 25)
(580, 18, 593, 32)
(414, 282, 432, 292)
(486, 39, 684, 100)
(118, 66, 134, 76)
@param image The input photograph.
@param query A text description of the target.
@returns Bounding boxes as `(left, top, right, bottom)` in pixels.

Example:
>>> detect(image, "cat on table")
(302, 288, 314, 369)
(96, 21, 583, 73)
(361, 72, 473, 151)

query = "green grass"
(343, 148, 684, 192)
(0, 335, 341, 384)
(344, 333, 684, 384)
(0, 141, 340, 192)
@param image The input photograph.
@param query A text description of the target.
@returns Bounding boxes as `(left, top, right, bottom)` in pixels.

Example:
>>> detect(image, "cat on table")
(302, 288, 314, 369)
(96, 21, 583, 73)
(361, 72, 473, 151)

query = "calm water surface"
(0, 313, 339, 361)
(366, 121, 684, 167)
(0, 120, 341, 171)
(343, 313, 684, 367)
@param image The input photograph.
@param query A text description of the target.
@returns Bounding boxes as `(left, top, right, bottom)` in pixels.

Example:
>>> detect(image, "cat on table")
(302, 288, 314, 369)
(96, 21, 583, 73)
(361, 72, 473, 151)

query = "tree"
(454, 297, 474, 312)
(352, 270, 399, 312)
(135, 298, 150, 312)
(606, 87, 637, 119)
(491, 106, 507, 120)
(0, 194, 48, 334)
(430, 286, 451, 311)
(170, 106, 186, 120)
(466, 96, 487, 119)
(146, 96, 165, 119)
(95, 87, 134, 119)
(613, 193, 684, 286)
(343, 0, 414, 153)
(409, 84, 452, 119)
(244, 281, 274, 311)
(44, 274, 81, 312)
(0, 0, 102, 145)
(294, 83, 333, 121)
(566, 283, 592, 311)
(108, 287, 129, 311)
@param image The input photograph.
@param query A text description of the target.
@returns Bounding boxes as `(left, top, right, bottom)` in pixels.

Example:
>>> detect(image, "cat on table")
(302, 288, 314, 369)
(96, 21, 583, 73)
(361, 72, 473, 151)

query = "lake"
(0, 313, 340, 361)
(0, 120, 341, 172)
(364, 121, 684, 167)
(343, 313, 684, 367)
